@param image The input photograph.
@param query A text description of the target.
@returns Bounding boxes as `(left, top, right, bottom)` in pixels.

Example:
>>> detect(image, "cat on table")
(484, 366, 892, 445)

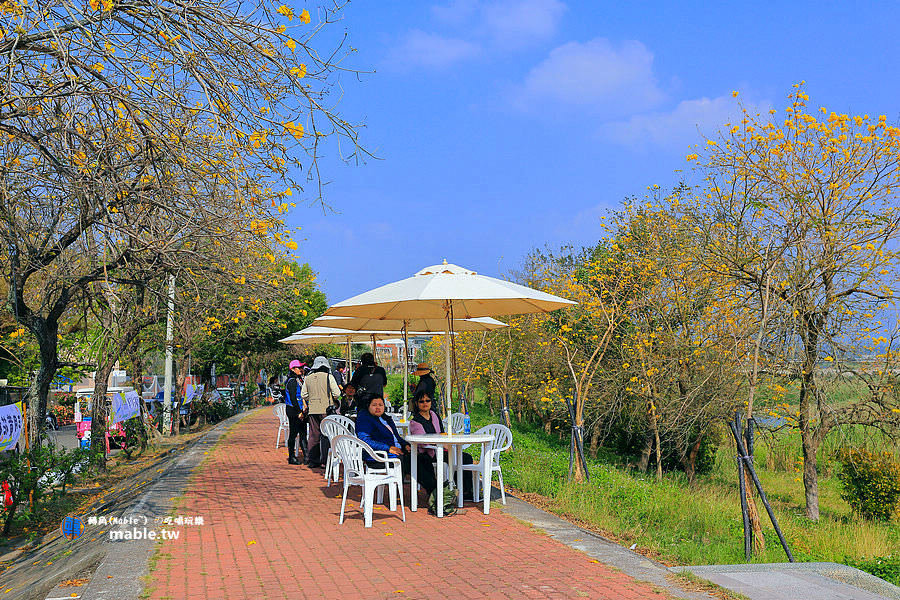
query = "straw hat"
(413, 363, 432, 376)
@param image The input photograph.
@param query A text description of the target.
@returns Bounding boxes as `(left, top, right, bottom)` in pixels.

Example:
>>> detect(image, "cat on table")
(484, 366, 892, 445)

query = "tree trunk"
(572, 391, 586, 483)
(648, 401, 662, 480)
(25, 319, 60, 448)
(744, 470, 766, 552)
(683, 436, 702, 485)
(91, 360, 115, 469)
(589, 422, 601, 458)
(798, 316, 821, 520)
(637, 432, 653, 472)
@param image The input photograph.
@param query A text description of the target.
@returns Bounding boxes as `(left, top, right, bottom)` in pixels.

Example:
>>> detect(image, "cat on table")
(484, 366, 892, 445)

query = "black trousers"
(286, 405, 307, 459)
(438, 451, 474, 499)
(370, 452, 438, 495)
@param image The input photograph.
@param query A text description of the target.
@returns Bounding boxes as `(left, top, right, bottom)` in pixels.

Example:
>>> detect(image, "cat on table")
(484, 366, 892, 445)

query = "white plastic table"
(406, 432, 494, 517)
(389, 416, 410, 435)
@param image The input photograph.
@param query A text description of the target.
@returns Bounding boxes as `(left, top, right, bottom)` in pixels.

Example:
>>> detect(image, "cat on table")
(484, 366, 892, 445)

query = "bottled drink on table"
(463, 411, 471, 434)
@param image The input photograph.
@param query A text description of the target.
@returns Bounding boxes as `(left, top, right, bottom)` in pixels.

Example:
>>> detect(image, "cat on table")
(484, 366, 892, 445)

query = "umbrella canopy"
(311, 315, 508, 332)
(310, 315, 509, 418)
(323, 262, 576, 417)
(324, 262, 575, 320)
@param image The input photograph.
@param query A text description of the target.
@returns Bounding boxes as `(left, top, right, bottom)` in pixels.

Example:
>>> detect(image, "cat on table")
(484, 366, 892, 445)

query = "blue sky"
(288, 0, 900, 304)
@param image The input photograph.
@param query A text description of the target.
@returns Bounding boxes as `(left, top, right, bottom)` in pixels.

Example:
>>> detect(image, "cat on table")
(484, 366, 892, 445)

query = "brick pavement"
(148, 409, 673, 600)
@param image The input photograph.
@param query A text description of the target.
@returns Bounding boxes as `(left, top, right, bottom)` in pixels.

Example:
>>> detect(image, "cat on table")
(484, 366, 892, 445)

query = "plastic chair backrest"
(273, 403, 288, 424)
(328, 414, 355, 434)
(321, 419, 351, 442)
(449, 413, 466, 434)
(332, 435, 377, 479)
(476, 424, 512, 466)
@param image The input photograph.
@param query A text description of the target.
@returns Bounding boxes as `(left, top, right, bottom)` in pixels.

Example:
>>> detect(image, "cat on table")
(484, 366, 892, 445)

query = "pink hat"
(289, 360, 304, 370)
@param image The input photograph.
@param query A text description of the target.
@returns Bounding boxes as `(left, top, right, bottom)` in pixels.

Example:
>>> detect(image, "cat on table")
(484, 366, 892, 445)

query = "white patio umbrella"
(323, 262, 576, 417)
(279, 327, 430, 389)
(311, 315, 508, 417)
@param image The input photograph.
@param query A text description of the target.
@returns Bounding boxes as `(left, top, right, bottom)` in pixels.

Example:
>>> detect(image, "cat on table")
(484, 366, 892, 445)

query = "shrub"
(844, 555, 900, 586)
(0, 443, 91, 536)
(836, 448, 900, 521)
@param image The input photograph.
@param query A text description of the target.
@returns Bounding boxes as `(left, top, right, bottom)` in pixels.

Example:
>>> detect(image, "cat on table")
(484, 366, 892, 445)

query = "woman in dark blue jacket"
(356, 394, 437, 498)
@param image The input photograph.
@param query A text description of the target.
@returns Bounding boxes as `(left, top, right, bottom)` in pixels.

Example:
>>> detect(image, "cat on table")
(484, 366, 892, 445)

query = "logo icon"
(61, 515, 84, 540)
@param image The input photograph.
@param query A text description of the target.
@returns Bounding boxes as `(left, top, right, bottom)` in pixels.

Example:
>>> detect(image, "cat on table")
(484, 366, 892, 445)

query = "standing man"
(413, 363, 437, 401)
(283, 360, 307, 465)
(301, 356, 340, 468)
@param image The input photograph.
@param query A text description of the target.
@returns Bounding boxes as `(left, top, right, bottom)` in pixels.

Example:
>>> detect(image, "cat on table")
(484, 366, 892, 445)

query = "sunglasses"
(417, 398, 431, 403)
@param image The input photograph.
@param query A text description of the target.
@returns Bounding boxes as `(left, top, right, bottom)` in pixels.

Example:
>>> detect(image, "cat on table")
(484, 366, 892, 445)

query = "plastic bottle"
(463, 411, 471, 435)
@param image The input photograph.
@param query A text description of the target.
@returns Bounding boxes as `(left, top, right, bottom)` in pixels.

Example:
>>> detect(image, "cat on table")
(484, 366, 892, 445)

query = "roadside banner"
(183, 384, 204, 405)
(0, 403, 25, 450)
(112, 391, 141, 423)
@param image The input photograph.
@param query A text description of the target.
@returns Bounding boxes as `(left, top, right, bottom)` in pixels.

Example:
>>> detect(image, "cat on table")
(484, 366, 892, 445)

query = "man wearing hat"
(284, 360, 307, 465)
(301, 356, 341, 468)
(413, 363, 437, 403)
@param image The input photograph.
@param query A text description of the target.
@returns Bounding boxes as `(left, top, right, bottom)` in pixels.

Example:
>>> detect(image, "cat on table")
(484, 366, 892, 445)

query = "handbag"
(427, 483, 458, 516)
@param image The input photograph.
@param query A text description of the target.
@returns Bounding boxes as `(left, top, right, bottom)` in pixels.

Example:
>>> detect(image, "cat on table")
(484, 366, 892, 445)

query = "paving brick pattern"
(149, 409, 671, 599)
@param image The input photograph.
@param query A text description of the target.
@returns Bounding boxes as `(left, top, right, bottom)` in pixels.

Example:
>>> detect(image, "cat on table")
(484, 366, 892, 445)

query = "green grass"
(467, 403, 899, 580)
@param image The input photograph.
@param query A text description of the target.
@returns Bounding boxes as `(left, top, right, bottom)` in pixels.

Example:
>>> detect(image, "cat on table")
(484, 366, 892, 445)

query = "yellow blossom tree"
(690, 85, 900, 520)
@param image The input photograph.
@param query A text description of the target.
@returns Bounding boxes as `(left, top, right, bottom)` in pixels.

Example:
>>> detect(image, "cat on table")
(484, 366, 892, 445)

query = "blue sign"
(61, 515, 84, 540)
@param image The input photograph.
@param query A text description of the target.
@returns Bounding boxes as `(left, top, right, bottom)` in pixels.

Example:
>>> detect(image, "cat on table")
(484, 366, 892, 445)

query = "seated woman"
(355, 394, 438, 500)
(407, 389, 474, 501)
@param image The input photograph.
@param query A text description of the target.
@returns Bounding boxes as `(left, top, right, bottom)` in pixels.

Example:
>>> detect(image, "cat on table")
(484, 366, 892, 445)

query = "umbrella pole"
(444, 303, 452, 420)
(346, 337, 351, 381)
(402, 322, 409, 421)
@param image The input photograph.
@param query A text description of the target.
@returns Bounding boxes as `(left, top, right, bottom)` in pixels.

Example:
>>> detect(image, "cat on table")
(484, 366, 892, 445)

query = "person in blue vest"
(356, 393, 437, 500)
(283, 359, 307, 465)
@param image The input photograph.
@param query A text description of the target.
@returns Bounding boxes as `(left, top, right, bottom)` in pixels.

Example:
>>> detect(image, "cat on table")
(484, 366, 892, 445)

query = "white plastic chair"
(449, 412, 466, 434)
(332, 435, 406, 528)
(320, 419, 352, 485)
(461, 424, 512, 505)
(273, 403, 289, 449)
(325, 414, 355, 435)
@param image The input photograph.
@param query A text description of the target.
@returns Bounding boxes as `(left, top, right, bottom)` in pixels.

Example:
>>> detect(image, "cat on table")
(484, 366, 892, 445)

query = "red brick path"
(149, 409, 670, 599)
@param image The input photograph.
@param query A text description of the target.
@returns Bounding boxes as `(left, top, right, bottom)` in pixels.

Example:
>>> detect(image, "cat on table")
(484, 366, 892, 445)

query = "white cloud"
(432, 0, 480, 24)
(432, 0, 565, 48)
(481, 0, 567, 48)
(602, 95, 772, 150)
(513, 38, 664, 116)
(384, 30, 480, 71)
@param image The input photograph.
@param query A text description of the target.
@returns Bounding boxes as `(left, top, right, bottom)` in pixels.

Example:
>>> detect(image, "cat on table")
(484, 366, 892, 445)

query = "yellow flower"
(290, 64, 307, 79)
(284, 38, 296, 51)
(276, 4, 293, 20)
(92, 63, 104, 72)
(299, 8, 311, 24)
(283, 121, 304, 140)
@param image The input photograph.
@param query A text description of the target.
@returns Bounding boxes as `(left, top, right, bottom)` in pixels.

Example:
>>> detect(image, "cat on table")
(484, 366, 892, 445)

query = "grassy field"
(465, 403, 900, 584)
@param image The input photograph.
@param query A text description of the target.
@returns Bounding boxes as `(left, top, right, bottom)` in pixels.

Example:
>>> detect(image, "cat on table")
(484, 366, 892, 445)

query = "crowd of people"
(278, 354, 475, 511)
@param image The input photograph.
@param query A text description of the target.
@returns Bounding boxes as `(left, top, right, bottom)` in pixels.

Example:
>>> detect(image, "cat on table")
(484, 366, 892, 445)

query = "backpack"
(427, 483, 458, 516)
